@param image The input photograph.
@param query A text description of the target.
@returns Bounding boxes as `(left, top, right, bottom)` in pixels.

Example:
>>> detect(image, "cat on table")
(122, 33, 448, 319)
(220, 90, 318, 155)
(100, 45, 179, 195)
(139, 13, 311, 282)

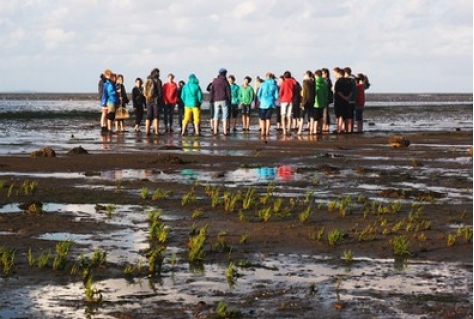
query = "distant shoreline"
(0, 92, 472, 103)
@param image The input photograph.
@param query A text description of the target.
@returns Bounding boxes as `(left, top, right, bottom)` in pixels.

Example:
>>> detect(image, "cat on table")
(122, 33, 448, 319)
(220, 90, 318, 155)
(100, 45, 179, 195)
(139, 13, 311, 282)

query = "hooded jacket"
(210, 74, 231, 103)
(279, 77, 297, 103)
(314, 77, 328, 108)
(257, 78, 279, 109)
(181, 74, 203, 107)
(101, 79, 119, 106)
(302, 78, 315, 106)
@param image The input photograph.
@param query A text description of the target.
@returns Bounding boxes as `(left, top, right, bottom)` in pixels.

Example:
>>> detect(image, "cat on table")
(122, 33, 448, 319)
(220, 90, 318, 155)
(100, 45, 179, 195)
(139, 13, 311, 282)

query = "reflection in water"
(182, 138, 201, 152)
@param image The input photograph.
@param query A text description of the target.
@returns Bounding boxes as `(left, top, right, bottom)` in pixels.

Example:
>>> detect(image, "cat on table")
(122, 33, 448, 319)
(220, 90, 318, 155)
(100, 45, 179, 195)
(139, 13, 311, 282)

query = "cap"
(218, 68, 227, 74)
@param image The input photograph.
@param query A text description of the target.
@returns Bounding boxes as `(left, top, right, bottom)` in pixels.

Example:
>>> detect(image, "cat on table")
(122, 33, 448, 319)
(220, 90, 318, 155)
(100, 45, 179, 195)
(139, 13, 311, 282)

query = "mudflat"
(0, 130, 472, 318)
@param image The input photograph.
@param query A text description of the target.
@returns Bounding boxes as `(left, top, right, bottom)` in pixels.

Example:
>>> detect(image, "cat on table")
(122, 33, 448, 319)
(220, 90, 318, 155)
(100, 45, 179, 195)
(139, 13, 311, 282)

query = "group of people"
(98, 67, 370, 137)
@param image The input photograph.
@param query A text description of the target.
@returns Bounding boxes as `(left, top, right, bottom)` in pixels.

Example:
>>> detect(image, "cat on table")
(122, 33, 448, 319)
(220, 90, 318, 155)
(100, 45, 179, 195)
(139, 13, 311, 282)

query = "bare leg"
(222, 120, 228, 135)
(145, 119, 151, 135)
(213, 119, 219, 135)
(153, 119, 159, 134)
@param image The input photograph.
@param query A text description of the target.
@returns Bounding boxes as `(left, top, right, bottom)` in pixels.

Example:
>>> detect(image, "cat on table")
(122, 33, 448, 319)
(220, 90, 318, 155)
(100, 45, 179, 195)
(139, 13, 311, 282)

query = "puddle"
(1, 253, 471, 318)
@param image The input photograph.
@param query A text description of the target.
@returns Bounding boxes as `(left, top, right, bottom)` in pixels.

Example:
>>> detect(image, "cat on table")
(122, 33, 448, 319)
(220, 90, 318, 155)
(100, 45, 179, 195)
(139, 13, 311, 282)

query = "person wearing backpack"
(144, 68, 162, 135)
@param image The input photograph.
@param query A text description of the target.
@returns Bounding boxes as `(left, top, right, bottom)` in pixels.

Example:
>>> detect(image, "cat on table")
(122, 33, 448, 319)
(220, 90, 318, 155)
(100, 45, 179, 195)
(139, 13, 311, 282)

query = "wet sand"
(0, 130, 472, 318)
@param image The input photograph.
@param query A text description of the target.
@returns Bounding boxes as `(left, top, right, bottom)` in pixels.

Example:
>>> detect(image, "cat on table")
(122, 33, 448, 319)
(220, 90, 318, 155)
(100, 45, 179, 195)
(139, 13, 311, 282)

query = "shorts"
(313, 108, 324, 121)
(280, 102, 292, 117)
(146, 102, 159, 120)
(183, 107, 200, 124)
(107, 103, 116, 114)
(241, 104, 251, 116)
(292, 103, 303, 119)
(346, 103, 355, 121)
(303, 102, 314, 121)
(258, 108, 273, 120)
(212, 100, 229, 120)
(230, 104, 239, 119)
(355, 107, 364, 121)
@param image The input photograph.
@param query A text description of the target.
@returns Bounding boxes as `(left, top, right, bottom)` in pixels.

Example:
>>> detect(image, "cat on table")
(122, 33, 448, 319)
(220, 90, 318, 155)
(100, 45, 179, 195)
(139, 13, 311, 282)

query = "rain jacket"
(181, 74, 203, 107)
(257, 79, 279, 109)
(314, 77, 328, 108)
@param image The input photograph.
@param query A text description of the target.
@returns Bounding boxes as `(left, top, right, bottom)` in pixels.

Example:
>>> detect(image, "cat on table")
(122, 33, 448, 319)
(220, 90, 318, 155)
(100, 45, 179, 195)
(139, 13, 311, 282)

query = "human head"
(343, 67, 352, 76)
(168, 73, 175, 82)
(109, 73, 117, 82)
(218, 68, 227, 76)
(283, 71, 292, 79)
(135, 78, 143, 87)
(150, 68, 160, 79)
(278, 75, 285, 85)
(314, 70, 322, 78)
(243, 76, 251, 85)
(228, 75, 235, 83)
(104, 69, 112, 79)
(322, 68, 330, 79)
(304, 70, 313, 79)
(178, 80, 185, 87)
(116, 74, 124, 83)
(333, 67, 343, 79)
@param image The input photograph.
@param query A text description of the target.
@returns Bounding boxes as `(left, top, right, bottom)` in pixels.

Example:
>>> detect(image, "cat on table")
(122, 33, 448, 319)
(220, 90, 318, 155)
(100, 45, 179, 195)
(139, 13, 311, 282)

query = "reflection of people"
(277, 165, 293, 181)
(257, 167, 276, 180)
(181, 74, 203, 136)
(182, 139, 200, 152)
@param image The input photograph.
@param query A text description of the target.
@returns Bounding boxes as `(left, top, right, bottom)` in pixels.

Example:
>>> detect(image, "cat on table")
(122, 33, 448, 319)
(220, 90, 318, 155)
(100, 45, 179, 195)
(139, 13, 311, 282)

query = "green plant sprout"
(392, 235, 411, 256)
(140, 187, 149, 199)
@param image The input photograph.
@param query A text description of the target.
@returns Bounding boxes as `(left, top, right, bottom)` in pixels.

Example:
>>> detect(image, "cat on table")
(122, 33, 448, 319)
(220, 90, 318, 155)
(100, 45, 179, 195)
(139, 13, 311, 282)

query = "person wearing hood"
(101, 69, 119, 134)
(181, 73, 203, 136)
(256, 72, 279, 137)
(313, 70, 329, 134)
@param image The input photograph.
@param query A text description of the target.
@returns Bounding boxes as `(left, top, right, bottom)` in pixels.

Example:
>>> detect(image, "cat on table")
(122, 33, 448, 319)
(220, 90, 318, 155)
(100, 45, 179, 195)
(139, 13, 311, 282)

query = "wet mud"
(0, 131, 472, 318)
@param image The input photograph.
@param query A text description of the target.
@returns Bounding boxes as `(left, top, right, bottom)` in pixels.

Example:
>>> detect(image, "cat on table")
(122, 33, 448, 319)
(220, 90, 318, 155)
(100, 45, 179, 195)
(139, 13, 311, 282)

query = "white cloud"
(0, 0, 471, 92)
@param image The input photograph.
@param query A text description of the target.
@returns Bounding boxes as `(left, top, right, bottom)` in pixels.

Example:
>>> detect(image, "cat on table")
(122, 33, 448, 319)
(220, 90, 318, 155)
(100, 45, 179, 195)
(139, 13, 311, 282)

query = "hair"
(333, 67, 343, 75)
(116, 74, 123, 80)
(314, 70, 322, 77)
(244, 76, 252, 83)
(150, 68, 160, 78)
(305, 70, 314, 78)
(135, 78, 143, 86)
(343, 67, 352, 75)
(265, 72, 274, 79)
(168, 73, 174, 78)
(104, 69, 112, 78)
(283, 71, 292, 79)
(178, 80, 185, 86)
(228, 75, 235, 82)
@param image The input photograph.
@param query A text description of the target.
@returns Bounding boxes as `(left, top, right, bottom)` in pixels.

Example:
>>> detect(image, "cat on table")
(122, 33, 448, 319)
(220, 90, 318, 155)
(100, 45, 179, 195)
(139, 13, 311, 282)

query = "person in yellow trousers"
(181, 74, 203, 136)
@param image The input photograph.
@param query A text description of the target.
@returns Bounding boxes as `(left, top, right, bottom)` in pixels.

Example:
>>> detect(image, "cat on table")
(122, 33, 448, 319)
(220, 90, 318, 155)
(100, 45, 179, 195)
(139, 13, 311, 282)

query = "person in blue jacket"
(256, 72, 279, 137)
(101, 69, 119, 134)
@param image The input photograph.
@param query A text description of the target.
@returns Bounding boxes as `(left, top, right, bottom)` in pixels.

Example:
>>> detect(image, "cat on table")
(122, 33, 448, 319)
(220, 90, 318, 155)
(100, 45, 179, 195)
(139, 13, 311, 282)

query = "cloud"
(0, 0, 471, 92)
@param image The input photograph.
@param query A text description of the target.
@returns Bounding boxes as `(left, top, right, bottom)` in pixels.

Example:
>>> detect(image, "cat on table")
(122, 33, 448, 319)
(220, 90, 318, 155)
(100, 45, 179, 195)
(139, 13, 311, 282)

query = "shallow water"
(0, 94, 471, 155)
(0, 203, 471, 318)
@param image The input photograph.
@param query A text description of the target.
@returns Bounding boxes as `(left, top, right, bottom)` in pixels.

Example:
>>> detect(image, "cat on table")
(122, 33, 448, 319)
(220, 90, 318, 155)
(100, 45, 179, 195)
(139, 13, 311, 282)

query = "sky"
(0, 0, 472, 93)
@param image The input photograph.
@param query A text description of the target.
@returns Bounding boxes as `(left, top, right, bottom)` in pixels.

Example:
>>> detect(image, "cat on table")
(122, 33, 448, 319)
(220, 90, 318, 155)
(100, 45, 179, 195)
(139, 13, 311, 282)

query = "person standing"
(181, 74, 203, 136)
(321, 68, 333, 133)
(228, 75, 240, 132)
(163, 73, 178, 133)
(302, 71, 316, 134)
(257, 72, 279, 137)
(279, 71, 297, 136)
(313, 70, 328, 134)
(210, 68, 231, 136)
(144, 68, 162, 135)
(239, 76, 255, 132)
(333, 67, 352, 133)
(177, 80, 185, 132)
(101, 70, 119, 134)
(98, 73, 107, 133)
(115, 74, 129, 132)
(344, 67, 357, 133)
(355, 73, 367, 133)
(132, 77, 146, 132)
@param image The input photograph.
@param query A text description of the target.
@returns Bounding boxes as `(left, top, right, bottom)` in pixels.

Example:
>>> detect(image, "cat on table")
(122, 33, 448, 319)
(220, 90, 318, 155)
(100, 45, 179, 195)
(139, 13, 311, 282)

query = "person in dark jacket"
(210, 68, 231, 135)
(115, 74, 129, 132)
(132, 77, 146, 132)
(302, 71, 316, 134)
(98, 73, 107, 132)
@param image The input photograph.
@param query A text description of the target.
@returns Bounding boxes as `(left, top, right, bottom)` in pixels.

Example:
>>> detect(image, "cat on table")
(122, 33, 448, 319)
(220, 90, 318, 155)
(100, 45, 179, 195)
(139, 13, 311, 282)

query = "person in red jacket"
(162, 73, 178, 133)
(355, 73, 367, 133)
(279, 71, 297, 136)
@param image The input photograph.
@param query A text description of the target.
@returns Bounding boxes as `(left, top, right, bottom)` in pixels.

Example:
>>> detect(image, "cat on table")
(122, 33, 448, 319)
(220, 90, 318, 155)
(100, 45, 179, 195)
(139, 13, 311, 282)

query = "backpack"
(144, 78, 154, 100)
